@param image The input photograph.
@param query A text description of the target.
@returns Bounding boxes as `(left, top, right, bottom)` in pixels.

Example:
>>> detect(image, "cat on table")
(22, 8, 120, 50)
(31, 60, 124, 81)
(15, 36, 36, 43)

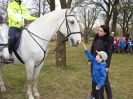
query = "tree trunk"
(47, 0, 67, 68)
(55, 0, 68, 68)
(111, 0, 119, 33)
(131, 22, 133, 39)
(56, 32, 66, 68)
(111, 8, 118, 33)
(67, 0, 72, 8)
(47, 0, 55, 11)
(83, 33, 88, 44)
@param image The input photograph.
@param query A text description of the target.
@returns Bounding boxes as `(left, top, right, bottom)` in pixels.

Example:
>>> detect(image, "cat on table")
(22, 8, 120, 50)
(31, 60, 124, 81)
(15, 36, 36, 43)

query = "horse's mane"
(45, 9, 66, 17)
(37, 9, 67, 21)
(30, 9, 67, 28)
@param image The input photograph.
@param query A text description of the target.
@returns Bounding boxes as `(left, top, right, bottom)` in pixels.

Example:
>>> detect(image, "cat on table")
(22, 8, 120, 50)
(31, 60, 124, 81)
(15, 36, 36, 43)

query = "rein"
(22, 9, 81, 64)
(0, 44, 8, 51)
(23, 27, 67, 55)
(0, 22, 7, 24)
(23, 27, 46, 67)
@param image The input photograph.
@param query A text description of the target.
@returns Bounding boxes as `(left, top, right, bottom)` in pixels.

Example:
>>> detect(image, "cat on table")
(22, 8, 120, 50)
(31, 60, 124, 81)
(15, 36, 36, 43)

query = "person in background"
(125, 32, 130, 42)
(113, 38, 119, 53)
(111, 32, 115, 53)
(119, 37, 126, 53)
(127, 38, 133, 54)
(111, 32, 114, 38)
(125, 32, 130, 53)
(7, 0, 37, 61)
(88, 25, 113, 99)
(82, 42, 107, 99)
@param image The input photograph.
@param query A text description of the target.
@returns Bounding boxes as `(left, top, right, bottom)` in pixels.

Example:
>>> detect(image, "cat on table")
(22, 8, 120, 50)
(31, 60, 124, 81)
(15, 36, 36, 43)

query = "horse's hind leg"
(33, 63, 43, 99)
(0, 63, 6, 92)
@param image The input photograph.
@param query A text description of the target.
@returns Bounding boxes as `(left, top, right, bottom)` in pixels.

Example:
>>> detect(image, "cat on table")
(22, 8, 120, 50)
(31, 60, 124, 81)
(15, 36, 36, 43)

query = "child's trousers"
(92, 82, 104, 99)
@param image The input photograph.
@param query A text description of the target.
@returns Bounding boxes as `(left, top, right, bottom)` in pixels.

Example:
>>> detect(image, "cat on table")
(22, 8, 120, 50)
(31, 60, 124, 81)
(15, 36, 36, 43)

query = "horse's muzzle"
(70, 38, 80, 47)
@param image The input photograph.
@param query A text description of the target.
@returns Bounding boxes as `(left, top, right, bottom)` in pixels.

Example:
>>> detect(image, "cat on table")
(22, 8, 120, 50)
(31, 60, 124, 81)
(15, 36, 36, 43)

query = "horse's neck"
(0, 23, 8, 43)
(28, 11, 64, 41)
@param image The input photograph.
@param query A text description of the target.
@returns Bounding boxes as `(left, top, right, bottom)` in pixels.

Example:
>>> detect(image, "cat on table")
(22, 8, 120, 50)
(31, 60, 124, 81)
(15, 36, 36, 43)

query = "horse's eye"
(70, 20, 74, 24)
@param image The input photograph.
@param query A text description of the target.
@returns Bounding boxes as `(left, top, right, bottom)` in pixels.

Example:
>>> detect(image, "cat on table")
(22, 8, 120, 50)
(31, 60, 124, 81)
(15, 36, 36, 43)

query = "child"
(127, 38, 133, 54)
(82, 42, 107, 99)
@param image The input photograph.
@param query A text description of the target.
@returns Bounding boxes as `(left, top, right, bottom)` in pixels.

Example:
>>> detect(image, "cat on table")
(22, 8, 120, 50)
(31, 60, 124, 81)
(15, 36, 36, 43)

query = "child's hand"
(96, 87, 100, 90)
(82, 42, 87, 50)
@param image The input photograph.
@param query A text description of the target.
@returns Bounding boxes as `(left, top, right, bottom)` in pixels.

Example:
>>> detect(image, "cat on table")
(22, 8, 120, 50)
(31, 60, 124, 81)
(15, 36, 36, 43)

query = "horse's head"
(59, 8, 81, 47)
(0, 16, 9, 61)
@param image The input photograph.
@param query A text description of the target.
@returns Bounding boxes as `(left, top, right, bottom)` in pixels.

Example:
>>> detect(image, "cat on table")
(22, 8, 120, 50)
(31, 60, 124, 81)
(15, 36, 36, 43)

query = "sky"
(0, 0, 102, 27)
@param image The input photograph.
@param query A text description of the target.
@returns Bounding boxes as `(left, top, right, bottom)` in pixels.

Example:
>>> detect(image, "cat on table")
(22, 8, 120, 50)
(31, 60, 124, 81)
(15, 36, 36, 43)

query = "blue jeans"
(8, 27, 20, 53)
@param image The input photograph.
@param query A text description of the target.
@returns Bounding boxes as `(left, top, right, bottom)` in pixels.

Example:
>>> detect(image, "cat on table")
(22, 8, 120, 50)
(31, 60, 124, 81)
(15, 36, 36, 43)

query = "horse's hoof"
(28, 95, 34, 99)
(34, 96, 40, 99)
(26, 94, 34, 99)
(0, 86, 6, 92)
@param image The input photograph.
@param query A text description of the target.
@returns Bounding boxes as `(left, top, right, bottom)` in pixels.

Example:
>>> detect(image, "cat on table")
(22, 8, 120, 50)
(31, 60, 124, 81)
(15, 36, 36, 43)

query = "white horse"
(0, 19, 9, 61)
(0, 8, 81, 99)
(0, 16, 10, 92)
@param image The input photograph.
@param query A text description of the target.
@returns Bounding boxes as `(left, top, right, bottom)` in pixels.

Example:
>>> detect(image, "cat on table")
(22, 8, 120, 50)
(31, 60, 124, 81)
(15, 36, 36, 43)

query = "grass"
(0, 41, 133, 99)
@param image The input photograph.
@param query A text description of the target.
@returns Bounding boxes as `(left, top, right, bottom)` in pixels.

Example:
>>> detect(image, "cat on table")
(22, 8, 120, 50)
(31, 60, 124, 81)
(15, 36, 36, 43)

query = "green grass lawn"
(0, 42, 133, 99)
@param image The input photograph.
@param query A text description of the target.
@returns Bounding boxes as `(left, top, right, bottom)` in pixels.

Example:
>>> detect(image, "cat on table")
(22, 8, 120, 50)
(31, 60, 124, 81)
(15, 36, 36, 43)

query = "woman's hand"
(88, 62, 92, 72)
(106, 68, 109, 72)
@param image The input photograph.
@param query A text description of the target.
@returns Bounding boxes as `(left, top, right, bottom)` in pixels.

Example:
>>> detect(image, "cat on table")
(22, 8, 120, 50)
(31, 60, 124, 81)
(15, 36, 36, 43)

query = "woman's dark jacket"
(90, 35, 113, 68)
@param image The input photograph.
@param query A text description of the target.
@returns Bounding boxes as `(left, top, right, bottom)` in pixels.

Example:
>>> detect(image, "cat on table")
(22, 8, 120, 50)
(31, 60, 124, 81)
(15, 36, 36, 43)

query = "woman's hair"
(100, 25, 110, 36)
(94, 25, 112, 48)
(94, 25, 110, 40)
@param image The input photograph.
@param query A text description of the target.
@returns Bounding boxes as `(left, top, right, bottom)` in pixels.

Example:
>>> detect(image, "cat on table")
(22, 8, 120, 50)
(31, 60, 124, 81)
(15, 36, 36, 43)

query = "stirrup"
(4, 55, 14, 64)
(9, 54, 14, 61)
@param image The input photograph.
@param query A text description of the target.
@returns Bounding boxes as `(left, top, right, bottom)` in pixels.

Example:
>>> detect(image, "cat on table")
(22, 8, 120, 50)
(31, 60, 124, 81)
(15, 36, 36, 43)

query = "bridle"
(58, 9, 81, 41)
(0, 22, 9, 51)
(48, 9, 81, 54)
(24, 9, 81, 54)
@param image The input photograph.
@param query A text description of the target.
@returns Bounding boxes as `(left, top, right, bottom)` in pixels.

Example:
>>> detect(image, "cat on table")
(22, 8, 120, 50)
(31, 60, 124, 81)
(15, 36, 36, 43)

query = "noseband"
(0, 22, 9, 51)
(58, 9, 81, 41)
(0, 44, 8, 51)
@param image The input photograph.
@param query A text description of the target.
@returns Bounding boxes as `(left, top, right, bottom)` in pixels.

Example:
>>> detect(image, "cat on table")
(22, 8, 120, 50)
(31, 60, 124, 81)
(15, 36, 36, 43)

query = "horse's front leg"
(25, 63, 35, 99)
(0, 63, 6, 92)
(33, 63, 43, 98)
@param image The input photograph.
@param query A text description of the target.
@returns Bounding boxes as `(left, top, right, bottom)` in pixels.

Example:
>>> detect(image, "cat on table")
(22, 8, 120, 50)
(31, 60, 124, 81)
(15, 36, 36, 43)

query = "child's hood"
(99, 62, 107, 67)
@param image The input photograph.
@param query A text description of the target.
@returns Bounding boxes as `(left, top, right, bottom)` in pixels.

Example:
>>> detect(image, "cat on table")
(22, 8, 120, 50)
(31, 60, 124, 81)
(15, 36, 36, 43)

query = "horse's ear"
(68, 6, 75, 14)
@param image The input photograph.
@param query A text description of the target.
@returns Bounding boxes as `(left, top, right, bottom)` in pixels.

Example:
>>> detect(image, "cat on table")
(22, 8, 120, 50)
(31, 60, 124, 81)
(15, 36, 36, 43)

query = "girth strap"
(13, 50, 24, 64)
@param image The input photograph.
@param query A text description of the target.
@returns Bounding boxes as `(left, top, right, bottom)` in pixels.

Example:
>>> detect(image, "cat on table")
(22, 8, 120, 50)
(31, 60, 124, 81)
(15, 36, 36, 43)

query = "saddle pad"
(13, 30, 24, 64)
(13, 30, 23, 51)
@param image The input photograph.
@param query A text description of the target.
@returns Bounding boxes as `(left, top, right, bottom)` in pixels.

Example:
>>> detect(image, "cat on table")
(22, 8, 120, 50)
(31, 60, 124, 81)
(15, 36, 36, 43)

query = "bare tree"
(47, 0, 68, 68)
(90, 0, 119, 28)
(117, 0, 133, 35)
(30, 0, 49, 17)
(0, 0, 9, 19)
(79, 5, 100, 43)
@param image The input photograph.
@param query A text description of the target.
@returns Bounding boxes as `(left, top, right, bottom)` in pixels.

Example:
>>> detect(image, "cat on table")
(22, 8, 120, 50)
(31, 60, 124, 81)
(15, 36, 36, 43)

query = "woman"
(88, 25, 113, 99)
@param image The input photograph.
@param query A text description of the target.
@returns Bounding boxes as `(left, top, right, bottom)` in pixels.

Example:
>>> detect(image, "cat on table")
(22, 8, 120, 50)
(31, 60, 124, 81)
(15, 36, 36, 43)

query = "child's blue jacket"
(84, 50, 107, 89)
